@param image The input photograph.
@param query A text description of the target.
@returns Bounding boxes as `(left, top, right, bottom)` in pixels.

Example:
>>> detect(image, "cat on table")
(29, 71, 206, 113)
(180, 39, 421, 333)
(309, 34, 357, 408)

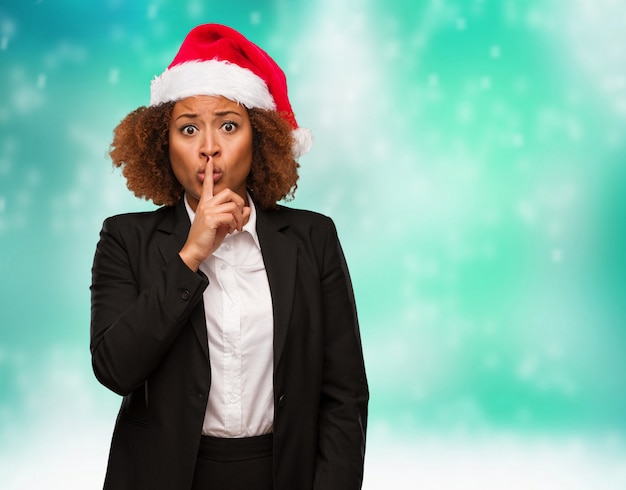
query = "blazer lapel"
(256, 207, 297, 369)
(156, 199, 190, 263)
(156, 200, 209, 359)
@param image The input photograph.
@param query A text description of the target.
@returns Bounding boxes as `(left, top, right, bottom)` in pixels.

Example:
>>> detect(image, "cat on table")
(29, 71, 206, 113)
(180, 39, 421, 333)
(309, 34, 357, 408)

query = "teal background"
(1, 0, 625, 487)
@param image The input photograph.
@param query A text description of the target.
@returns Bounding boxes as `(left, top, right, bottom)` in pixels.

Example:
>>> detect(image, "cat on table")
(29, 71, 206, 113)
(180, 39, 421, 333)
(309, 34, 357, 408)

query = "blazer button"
(278, 394, 286, 408)
(181, 289, 190, 300)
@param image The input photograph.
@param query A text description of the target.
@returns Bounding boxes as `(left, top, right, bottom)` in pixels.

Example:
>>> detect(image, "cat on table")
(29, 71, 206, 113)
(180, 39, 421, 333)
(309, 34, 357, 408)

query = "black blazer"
(90, 199, 368, 489)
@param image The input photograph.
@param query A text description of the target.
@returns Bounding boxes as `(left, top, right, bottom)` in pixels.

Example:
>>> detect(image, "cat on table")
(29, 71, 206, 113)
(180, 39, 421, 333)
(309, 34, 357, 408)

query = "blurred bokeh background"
(1, 0, 625, 488)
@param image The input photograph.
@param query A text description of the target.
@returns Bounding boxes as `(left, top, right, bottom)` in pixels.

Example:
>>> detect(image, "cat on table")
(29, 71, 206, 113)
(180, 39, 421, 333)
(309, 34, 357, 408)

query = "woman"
(90, 24, 368, 490)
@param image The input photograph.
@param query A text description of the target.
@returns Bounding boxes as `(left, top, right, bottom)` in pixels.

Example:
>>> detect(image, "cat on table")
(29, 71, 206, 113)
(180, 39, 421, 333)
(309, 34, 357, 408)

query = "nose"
(200, 132, 220, 159)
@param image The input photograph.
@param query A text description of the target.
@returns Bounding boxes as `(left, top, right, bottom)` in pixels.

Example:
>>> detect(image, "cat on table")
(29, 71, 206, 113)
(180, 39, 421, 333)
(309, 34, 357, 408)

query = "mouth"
(198, 168, 222, 184)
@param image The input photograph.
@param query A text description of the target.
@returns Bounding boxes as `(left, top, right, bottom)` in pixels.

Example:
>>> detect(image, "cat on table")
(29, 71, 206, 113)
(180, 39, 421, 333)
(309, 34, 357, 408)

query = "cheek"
(168, 147, 187, 183)
(168, 138, 185, 168)
(239, 155, 253, 182)
(240, 139, 254, 175)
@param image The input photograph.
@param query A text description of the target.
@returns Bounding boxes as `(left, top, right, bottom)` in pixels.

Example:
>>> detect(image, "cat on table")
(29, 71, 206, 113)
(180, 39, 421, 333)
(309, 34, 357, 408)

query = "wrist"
(178, 248, 202, 272)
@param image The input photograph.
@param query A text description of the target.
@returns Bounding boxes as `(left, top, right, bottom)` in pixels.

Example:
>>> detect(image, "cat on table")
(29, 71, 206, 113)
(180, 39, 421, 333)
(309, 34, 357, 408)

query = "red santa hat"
(150, 23, 312, 158)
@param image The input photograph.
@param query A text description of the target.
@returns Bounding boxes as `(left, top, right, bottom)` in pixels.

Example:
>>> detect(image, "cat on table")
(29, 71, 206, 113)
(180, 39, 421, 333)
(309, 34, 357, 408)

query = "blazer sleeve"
(90, 215, 208, 395)
(314, 218, 369, 489)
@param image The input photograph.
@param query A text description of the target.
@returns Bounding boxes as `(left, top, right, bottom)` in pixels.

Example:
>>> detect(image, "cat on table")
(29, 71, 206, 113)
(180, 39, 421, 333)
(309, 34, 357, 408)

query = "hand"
(179, 160, 251, 271)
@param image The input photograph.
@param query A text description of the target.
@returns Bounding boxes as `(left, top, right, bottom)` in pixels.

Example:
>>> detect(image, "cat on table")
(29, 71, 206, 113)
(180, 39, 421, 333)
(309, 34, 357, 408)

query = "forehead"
(172, 95, 245, 115)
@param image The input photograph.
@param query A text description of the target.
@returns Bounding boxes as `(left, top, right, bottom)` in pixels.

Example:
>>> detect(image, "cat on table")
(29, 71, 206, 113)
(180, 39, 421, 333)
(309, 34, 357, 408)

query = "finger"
(231, 201, 250, 232)
(214, 203, 246, 233)
(212, 203, 247, 233)
(240, 206, 251, 231)
(201, 158, 214, 200)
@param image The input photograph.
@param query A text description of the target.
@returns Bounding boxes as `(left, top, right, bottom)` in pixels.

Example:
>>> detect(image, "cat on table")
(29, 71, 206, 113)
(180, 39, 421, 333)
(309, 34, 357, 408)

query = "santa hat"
(150, 23, 312, 158)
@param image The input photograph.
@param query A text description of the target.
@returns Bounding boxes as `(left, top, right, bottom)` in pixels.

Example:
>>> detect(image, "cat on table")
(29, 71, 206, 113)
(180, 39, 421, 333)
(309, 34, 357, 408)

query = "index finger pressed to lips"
(201, 158, 214, 201)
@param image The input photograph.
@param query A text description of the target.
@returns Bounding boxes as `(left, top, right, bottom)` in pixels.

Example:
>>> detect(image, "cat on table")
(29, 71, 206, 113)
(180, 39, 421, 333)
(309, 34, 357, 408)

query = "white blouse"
(185, 194, 274, 437)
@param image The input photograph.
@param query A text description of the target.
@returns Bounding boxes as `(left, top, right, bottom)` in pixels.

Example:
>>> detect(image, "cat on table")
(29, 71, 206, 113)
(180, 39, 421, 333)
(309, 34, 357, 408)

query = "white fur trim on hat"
(149, 59, 276, 109)
(292, 127, 313, 158)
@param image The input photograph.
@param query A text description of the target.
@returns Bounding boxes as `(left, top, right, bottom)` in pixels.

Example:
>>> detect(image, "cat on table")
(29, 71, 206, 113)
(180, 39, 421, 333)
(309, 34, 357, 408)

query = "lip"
(197, 169, 222, 183)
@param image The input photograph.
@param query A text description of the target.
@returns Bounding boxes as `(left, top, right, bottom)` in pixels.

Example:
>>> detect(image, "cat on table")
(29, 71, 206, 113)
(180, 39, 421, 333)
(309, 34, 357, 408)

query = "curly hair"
(109, 103, 300, 210)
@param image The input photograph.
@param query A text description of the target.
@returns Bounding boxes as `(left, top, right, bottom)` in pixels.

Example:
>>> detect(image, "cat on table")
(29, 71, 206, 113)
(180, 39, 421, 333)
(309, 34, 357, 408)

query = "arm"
(91, 167, 249, 396)
(314, 219, 369, 489)
(90, 216, 208, 395)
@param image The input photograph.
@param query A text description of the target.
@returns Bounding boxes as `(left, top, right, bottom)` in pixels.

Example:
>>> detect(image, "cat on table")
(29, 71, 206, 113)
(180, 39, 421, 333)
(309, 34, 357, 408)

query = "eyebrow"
(175, 113, 198, 121)
(214, 110, 243, 117)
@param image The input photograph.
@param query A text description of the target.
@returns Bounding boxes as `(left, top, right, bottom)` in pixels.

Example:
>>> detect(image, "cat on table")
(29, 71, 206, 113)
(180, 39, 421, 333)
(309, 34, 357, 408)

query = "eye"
(180, 125, 197, 136)
(221, 121, 238, 133)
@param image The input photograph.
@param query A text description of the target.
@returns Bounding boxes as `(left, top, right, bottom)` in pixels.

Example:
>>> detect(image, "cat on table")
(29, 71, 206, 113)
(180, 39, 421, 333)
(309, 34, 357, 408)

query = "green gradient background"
(1, 0, 625, 488)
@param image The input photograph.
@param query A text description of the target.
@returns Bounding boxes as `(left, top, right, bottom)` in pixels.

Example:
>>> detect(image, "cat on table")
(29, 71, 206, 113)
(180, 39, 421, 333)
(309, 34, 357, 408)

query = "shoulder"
(257, 204, 340, 252)
(268, 204, 335, 228)
(102, 205, 174, 228)
(260, 204, 338, 237)
(100, 205, 178, 241)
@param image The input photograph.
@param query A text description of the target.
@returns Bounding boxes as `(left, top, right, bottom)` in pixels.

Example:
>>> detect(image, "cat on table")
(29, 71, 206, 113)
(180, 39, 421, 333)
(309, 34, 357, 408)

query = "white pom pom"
(292, 127, 313, 158)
